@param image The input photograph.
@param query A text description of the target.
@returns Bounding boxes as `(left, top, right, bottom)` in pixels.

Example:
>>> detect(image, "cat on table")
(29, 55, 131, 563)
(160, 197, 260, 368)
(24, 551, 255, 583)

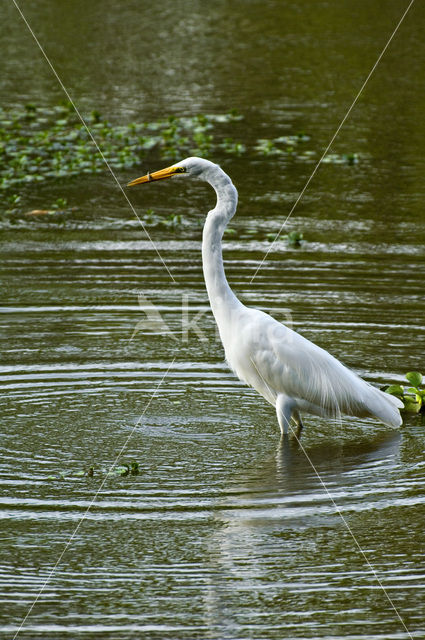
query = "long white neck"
(201, 165, 243, 328)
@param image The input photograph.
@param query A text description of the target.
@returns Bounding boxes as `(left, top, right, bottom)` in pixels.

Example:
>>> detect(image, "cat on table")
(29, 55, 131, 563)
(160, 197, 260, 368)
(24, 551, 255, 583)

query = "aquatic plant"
(47, 466, 94, 481)
(266, 230, 303, 246)
(111, 461, 140, 477)
(46, 461, 140, 481)
(384, 372, 424, 415)
(0, 103, 243, 197)
(286, 230, 303, 246)
(22, 196, 75, 217)
(322, 152, 359, 165)
(0, 102, 361, 217)
(143, 208, 187, 229)
(220, 137, 246, 155)
(51, 196, 68, 210)
(224, 225, 304, 246)
(254, 132, 311, 157)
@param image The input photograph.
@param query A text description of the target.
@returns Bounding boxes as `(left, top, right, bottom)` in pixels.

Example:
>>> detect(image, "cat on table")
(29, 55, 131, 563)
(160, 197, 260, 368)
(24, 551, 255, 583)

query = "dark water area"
(1, 1, 425, 638)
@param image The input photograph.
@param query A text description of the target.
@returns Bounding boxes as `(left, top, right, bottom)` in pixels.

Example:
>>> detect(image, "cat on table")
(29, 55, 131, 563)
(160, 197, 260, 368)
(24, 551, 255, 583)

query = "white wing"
(224, 307, 402, 427)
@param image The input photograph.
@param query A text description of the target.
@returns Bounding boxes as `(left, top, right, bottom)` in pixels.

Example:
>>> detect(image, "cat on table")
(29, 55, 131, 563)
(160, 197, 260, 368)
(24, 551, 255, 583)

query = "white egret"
(128, 157, 403, 435)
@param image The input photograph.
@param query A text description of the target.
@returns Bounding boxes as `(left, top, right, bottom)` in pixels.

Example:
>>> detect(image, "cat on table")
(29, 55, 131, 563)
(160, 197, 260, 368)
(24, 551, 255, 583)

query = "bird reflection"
(274, 429, 402, 492)
(203, 429, 403, 635)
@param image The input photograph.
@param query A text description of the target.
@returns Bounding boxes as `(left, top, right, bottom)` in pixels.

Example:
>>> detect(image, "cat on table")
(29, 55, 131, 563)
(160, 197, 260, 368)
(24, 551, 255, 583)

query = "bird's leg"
(293, 410, 304, 440)
(275, 394, 294, 436)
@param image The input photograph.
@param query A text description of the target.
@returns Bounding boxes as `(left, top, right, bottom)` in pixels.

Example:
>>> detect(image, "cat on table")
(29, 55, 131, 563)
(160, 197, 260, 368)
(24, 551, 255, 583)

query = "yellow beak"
(127, 165, 184, 187)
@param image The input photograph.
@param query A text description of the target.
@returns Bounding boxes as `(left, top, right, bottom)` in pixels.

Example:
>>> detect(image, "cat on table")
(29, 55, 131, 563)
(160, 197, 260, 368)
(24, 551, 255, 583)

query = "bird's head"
(127, 156, 217, 186)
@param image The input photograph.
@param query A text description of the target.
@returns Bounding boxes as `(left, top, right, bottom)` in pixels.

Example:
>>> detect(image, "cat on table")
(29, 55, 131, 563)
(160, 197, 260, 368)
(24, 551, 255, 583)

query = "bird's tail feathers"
(364, 387, 403, 428)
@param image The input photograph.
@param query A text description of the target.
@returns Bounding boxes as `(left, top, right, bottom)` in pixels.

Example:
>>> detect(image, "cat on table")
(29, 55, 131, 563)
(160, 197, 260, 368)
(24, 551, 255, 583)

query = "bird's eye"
(174, 167, 186, 173)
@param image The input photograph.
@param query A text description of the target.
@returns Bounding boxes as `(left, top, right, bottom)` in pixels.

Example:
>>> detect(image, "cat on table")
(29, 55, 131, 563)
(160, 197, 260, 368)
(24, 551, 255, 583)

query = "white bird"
(128, 157, 403, 436)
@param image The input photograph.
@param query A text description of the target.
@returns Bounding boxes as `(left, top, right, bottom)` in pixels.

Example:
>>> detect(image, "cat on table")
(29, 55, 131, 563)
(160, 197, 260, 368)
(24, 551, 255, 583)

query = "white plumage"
(128, 157, 403, 435)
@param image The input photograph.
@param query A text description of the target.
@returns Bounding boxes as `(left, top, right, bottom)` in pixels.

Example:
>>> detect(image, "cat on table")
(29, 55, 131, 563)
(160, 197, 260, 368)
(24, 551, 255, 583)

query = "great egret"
(128, 157, 403, 435)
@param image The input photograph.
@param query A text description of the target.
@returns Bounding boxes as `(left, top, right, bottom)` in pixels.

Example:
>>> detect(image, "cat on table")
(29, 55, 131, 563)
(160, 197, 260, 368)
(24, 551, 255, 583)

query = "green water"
(1, 1, 425, 638)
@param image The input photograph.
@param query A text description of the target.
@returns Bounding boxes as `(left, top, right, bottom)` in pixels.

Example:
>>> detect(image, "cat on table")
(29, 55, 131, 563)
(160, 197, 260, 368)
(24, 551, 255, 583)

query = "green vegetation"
(0, 102, 243, 197)
(254, 133, 310, 157)
(16, 196, 75, 218)
(384, 371, 425, 415)
(223, 226, 303, 246)
(265, 230, 304, 246)
(46, 460, 140, 481)
(143, 208, 187, 229)
(0, 102, 362, 227)
(112, 461, 140, 477)
(0, 102, 362, 218)
(322, 152, 359, 165)
(284, 230, 303, 246)
(139, 210, 304, 244)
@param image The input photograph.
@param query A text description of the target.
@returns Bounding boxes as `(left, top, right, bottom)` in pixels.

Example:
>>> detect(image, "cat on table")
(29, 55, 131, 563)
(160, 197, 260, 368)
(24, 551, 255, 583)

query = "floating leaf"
(287, 230, 303, 246)
(405, 387, 420, 395)
(343, 153, 359, 165)
(403, 396, 422, 414)
(130, 461, 140, 476)
(406, 372, 423, 387)
(115, 465, 130, 476)
(386, 384, 404, 396)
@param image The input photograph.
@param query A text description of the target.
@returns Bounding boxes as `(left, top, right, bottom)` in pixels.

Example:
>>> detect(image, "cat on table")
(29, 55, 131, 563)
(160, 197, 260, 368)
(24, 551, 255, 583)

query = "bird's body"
(128, 157, 403, 434)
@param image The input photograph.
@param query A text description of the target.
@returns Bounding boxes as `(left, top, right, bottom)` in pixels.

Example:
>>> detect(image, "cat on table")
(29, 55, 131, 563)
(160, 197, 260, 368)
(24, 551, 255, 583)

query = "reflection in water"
(214, 430, 402, 526)
(204, 431, 422, 638)
(274, 430, 402, 489)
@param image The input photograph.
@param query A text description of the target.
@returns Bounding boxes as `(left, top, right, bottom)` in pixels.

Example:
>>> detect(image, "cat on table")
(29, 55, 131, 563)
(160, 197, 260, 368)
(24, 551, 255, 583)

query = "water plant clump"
(0, 102, 361, 217)
(322, 152, 360, 165)
(143, 208, 188, 229)
(22, 197, 76, 218)
(110, 461, 140, 477)
(266, 230, 303, 246)
(224, 225, 304, 246)
(47, 466, 94, 481)
(254, 133, 311, 157)
(285, 230, 303, 246)
(46, 460, 140, 481)
(0, 103, 243, 196)
(383, 371, 425, 415)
